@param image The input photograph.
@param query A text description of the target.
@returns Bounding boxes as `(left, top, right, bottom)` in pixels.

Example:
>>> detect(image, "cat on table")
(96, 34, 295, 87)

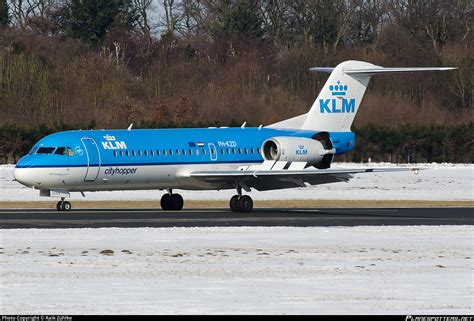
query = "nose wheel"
(161, 192, 184, 211)
(56, 200, 71, 211)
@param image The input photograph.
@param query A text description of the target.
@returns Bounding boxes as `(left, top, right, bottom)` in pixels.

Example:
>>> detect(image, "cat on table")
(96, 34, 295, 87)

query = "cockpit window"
(36, 147, 56, 154)
(28, 147, 39, 154)
(35, 147, 74, 156)
(54, 147, 66, 155)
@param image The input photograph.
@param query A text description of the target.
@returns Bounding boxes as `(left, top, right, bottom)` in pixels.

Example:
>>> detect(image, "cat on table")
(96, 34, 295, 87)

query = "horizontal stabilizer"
(309, 67, 335, 73)
(344, 67, 457, 75)
(310, 66, 457, 75)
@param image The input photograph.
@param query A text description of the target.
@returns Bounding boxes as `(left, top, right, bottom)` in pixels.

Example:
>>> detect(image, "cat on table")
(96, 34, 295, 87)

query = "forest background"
(0, 0, 472, 163)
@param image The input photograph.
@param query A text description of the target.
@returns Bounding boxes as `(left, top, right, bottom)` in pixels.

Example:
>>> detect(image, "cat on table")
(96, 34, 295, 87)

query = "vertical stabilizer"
(301, 60, 376, 132)
(268, 60, 455, 132)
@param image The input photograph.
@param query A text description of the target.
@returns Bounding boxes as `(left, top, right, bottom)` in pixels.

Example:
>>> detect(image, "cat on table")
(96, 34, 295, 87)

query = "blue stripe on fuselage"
(15, 128, 355, 168)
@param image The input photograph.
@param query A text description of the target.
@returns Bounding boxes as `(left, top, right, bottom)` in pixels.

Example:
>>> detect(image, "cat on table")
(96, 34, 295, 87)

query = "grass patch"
(0, 200, 472, 209)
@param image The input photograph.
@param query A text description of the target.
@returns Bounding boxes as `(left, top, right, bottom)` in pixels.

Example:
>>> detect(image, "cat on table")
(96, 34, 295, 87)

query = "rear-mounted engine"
(261, 136, 335, 168)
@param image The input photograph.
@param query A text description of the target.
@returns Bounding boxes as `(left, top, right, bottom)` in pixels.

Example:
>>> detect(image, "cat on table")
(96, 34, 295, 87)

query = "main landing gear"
(230, 195, 253, 212)
(230, 185, 253, 212)
(160, 190, 184, 211)
(56, 198, 71, 211)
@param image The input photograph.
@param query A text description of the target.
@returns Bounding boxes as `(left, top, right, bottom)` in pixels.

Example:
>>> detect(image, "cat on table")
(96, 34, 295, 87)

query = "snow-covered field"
(1, 163, 472, 314)
(1, 163, 473, 201)
(0, 226, 472, 314)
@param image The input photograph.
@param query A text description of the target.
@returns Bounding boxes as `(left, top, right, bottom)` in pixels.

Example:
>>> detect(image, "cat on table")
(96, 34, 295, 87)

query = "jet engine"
(261, 136, 335, 166)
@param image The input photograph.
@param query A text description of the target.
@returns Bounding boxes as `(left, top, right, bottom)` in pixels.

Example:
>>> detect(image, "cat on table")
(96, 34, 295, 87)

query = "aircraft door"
(208, 143, 218, 161)
(81, 137, 101, 182)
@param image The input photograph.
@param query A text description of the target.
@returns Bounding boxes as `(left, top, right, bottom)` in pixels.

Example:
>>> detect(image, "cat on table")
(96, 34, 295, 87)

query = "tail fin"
(269, 60, 455, 132)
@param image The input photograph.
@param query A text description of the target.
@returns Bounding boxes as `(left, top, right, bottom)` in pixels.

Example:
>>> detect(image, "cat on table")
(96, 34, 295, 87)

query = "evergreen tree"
(0, 0, 9, 28)
(215, 2, 264, 40)
(66, 0, 135, 46)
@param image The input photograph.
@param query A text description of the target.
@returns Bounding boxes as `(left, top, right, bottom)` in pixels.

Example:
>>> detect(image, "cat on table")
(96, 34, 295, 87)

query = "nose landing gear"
(56, 198, 71, 211)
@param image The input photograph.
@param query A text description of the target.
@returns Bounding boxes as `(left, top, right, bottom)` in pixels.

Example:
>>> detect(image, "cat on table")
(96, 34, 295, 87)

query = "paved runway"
(0, 207, 472, 228)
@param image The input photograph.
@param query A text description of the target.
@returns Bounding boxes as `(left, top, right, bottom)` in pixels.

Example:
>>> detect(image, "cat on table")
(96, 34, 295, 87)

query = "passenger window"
(138, 150, 142, 156)
(113, 151, 117, 157)
(196, 149, 199, 156)
(37, 147, 56, 154)
(251, 148, 254, 154)
(176, 149, 180, 156)
(67, 147, 74, 156)
(244, 148, 248, 154)
(189, 149, 192, 155)
(183, 149, 186, 156)
(202, 149, 206, 155)
(163, 149, 167, 156)
(150, 150, 154, 156)
(157, 150, 160, 156)
(170, 150, 173, 156)
(238, 148, 242, 154)
(257, 148, 260, 154)
(227, 148, 230, 154)
(144, 150, 148, 156)
(232, 148, 236, 154)
(120, 151, 124, 157)
(126, 151, 130, 157)
(132, 151, 136, 157)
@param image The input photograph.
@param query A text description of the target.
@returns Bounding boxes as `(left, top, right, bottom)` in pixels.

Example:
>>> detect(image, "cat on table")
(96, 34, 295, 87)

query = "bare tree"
(261, 0, 289, 47)
(174, 0, 207, 37)
(162, 0, 177, 34)
(349, 0, 390, 49)
(8, 0, 57, 28)
(331, 0, 363, 52)
(392, 0, 473, 52)
(132, 0, 153, 40)
(130, 0, 154, 57)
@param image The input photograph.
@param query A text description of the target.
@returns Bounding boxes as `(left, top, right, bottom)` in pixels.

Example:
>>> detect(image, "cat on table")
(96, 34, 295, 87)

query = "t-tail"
(268, 60, 456, 132)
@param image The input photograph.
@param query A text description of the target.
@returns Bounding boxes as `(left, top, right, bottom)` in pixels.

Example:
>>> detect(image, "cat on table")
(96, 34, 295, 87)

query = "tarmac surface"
(0, 207, 472, 228)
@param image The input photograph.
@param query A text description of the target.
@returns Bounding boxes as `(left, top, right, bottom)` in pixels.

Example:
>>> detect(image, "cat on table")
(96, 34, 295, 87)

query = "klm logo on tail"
(319, 81, 355, 113)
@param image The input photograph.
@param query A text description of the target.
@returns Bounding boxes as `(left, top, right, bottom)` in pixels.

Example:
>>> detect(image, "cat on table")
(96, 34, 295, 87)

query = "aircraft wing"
(189, 167, 417, 191)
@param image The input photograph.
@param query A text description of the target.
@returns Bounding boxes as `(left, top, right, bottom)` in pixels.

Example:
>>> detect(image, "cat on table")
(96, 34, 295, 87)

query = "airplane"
(13, 60, 455, 212)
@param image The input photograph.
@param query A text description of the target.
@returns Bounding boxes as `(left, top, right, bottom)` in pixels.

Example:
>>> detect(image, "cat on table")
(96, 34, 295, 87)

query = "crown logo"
(103, 134, 116, 141)
(329, 81, 348, 96)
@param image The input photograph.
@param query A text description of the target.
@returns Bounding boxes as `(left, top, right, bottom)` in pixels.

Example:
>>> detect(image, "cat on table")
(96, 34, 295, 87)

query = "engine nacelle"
(261, 137, 335, 165)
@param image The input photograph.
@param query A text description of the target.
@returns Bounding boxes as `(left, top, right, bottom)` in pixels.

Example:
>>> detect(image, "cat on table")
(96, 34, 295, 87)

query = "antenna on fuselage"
(127, 123, 134, 131)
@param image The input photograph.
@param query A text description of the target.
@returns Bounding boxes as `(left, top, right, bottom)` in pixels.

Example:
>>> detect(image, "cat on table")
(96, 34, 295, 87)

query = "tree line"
(1, 122, 472, 164)
(0, 0, 472, 163)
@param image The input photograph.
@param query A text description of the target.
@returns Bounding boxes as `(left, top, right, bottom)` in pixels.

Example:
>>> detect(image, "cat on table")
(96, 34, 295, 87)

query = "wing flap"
(190, 167, 416, 191)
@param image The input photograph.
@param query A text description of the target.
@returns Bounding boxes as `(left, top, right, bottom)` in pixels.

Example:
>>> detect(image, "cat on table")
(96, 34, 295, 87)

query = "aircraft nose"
(14, 159, 37, 188)
(14, 167, 34, 187)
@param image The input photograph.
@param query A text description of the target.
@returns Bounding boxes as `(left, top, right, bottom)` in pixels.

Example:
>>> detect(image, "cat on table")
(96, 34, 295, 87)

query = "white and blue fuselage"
(14, 127, 354, 192)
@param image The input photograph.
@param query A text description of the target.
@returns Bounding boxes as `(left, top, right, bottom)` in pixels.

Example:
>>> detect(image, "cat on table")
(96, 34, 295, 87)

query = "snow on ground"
(0, 226, 472, 314)
(1, 163, 473, 201)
